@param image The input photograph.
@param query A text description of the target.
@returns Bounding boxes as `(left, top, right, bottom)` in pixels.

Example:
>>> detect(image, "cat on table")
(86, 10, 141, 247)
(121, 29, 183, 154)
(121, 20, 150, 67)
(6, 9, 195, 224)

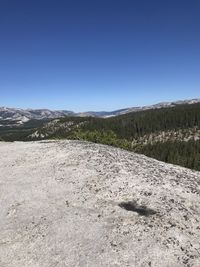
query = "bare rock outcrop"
(0, 140, 200, 266)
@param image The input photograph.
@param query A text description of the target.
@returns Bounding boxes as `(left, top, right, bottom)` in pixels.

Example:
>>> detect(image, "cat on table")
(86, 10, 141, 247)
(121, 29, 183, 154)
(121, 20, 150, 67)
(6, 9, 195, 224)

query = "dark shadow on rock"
(119, 200, 157, 216)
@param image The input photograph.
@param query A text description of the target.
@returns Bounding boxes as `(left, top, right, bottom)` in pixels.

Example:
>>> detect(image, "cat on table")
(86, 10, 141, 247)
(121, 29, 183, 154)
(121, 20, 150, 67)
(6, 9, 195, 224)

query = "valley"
(0, 101, 200, 171)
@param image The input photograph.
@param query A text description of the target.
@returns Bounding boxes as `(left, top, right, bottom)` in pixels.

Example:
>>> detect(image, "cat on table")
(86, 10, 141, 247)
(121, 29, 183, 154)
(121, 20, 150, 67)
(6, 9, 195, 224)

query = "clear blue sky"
(0, 0, 199, 111)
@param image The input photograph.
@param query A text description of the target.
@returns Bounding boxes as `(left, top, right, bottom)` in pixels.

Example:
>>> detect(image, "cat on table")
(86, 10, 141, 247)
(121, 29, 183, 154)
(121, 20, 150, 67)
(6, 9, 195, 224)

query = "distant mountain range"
(0, 99, 200, 126)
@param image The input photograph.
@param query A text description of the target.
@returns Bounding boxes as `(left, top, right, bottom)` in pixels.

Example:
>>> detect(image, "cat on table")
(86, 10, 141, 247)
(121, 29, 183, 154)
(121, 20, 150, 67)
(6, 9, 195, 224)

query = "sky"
(0, 0, 200, 111)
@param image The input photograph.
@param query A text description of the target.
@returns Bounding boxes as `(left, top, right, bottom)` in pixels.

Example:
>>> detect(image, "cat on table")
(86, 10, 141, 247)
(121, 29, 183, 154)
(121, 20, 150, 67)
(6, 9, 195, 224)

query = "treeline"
(1, 103, 200, 171)
(52, 103, 200, 140)
(6, 102, 199, 142)
(0, 119, 49, 141)
(77, 103, 200, 140)
(136, 140, 200, 171)
(69, 129, 131, 150)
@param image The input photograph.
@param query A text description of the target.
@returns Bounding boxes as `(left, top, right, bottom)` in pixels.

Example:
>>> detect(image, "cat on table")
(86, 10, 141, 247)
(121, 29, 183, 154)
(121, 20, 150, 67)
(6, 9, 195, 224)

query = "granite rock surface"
(0, 140, 200, 267)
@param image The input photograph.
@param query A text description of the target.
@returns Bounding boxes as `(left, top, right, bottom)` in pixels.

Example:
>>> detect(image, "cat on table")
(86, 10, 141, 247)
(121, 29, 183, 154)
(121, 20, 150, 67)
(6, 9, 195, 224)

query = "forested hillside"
(0, 103, 200, 171)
